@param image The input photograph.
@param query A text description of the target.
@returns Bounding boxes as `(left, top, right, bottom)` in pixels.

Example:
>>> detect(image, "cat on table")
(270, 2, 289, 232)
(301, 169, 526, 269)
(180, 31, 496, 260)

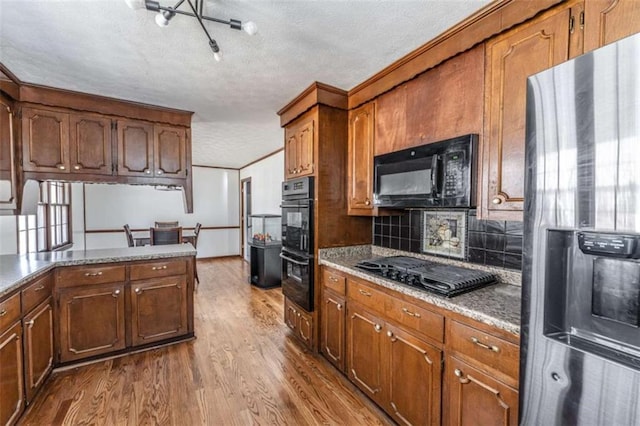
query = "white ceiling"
(0, 0, 491, 169)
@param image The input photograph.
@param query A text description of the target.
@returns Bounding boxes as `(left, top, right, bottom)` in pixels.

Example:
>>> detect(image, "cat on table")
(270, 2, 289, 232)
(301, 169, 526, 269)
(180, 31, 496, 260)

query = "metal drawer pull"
(402, 307, 421, 318)
(454, 369, 463, 378)
(0, 309, 6, 317)
(336, 303, 342, 310)
(471, 336, 500, 352)
(329, 276, 339, 282)
(387, 331, 393, 338)
(112, 289, 121, 297)
(74, 165, 81, 170)
(25, 319, 35, 327)
(151, 265, 168, 270)
(358, 289, 372, 297)
(33, 285, 46, 292)
(374, 324, 382, 332)
(135, 288, 141, 294)
(85, 271, 103, 277)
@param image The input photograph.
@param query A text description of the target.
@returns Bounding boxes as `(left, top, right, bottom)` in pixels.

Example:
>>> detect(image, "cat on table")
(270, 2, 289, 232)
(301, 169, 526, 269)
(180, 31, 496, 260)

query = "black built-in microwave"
(373, 134, 477, 208)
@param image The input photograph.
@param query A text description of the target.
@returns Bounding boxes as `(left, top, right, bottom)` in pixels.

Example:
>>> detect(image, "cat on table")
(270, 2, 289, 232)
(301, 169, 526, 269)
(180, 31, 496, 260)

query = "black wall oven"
(281, 177, 314, 311)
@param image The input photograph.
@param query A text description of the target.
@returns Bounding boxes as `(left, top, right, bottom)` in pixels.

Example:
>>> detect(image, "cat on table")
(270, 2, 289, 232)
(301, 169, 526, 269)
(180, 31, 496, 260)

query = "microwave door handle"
(431, 154, 440, 197)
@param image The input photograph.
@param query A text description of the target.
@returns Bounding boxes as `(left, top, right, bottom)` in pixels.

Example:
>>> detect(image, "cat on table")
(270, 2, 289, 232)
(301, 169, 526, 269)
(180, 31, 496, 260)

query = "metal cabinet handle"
(329, 276, 339, 282)
(58, 164, 66, 170)
(492, 197, 502, 205)
(0, 309, 6, 317)
(364, 199, 371, 206)
(358, 289, 371, 297)
(144, 169, 151, 174)
(454, 369, 463, 378)
(297, 312, 301, 317)
(157, 170, 164, 175)
(33, 285, 45, 292)
(84, 271, 103, 277)
(336, 303, 342, 310)
(387, 330, 393, 338)
(402, 307, 421, 318)
(112, 289, 121, 297)
(25, 319, 35, 327)
(73, 165, 81, 170)
(135, 288, 141, 294)
(151, 265, 168, 270)
(471, 336, 499, 352)
(374, 324, 382, 332)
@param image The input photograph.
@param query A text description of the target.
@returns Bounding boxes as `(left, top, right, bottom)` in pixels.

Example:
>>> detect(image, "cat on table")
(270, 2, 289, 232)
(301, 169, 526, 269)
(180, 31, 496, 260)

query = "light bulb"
(242, 21, 257, 36)
(155, 10, 174, 27)
(124, 0, 146, 10)
(213, 51, 223, 62)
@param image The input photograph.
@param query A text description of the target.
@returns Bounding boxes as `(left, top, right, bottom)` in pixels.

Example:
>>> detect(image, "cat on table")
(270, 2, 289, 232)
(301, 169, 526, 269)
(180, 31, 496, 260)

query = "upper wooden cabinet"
(347, 101, 375, 215)
(284, 117, 314, 179)
(69, 113, 113, 175)
(481, 3, 578, 220)
(117, 119, 154, 177)
(0, 94, 17, 209)
(21, 107, 70, 173)
(584, 0, 640, 52)
(154, 125, 187, 178)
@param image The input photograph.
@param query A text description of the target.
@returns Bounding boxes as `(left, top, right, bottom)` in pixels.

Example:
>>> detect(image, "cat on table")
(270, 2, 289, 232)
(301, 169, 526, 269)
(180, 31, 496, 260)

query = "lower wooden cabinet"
(284, 297, 314, 350)
(23, 298, 54, 403)
(445, 355, 519, 426)
(58, 283, 127, 363)
(130, 276, 187, 346)
(320, 289, 346, 372)
(0, 322, 24, 426)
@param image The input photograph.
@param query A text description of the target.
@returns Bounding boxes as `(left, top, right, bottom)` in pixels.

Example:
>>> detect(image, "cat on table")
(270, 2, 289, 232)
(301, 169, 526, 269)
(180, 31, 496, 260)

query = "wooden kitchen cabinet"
(445, 355, 519, 426)
(21, 106, 70, 173)
(154, 125, 187, 178)
(0, 94, 17, 209)
(130, 276, 188, 346)
(284, 297, 314, 350)
(0, 321, 24, 426)
(69, 113, 113, 175)
(320, 288, 346, 372)
(481, 3, 579, 220)
(284, 117, 315, 179)
(22, 297, 53, 403)
(57, 282, 127, 363)
(116, 118, 154, 177)
(347, 101, 376, 215)
(584, 0, 640, 52)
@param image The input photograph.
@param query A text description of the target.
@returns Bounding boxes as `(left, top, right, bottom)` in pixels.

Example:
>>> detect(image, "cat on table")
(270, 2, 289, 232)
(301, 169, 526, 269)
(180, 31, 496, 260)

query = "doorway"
(241, 177, 252, 262)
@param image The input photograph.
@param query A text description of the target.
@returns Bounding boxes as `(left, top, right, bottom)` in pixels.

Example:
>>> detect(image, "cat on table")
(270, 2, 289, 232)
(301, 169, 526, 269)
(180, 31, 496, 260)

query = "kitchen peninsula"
(0, 244, 196, 425)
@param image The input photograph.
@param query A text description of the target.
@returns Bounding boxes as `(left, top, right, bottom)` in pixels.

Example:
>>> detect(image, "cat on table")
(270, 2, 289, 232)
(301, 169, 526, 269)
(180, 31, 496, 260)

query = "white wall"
(239, 151, 284, 214)
(0, 216, 17, 254)
(80, 166, 240, 258)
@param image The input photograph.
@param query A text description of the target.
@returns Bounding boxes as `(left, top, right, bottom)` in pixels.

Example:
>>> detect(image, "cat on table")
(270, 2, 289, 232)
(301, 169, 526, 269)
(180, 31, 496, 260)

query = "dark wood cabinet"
(0, 94, 16, 209)
(58, 282, 127, 363)
(284, 117, 315, 179)
(284, 297, 314, 350)
(116, 118, 154, 177)
(0, 321, 24, 426)
(69, 113, 113, 175)
(445, 355, 518, 426)
(23, 297, 53, 403)
(320, 288, 346, 372)
(154, 125, 187, 178)
(584, 0, 640, 52)
(347, 101, 376, 215)
(130, 276, 188, 346)
(21, 106, 70, 173)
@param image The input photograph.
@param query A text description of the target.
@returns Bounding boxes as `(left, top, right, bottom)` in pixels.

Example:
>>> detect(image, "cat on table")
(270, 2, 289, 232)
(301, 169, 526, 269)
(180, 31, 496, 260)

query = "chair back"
(124, 224, 134, 247)
(155, 221, 179, 228)
(150, 226, 182, 245)
(193, 223, 202, 248)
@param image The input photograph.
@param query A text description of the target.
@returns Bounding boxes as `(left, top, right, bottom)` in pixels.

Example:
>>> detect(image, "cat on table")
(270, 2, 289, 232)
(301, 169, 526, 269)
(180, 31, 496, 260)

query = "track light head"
(155, 9, 175, 27)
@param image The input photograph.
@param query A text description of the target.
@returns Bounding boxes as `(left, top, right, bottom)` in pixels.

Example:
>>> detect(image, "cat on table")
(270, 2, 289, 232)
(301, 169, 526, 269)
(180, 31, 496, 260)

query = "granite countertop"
(318, 245, 522, 335)
(0, 244, 197, 299)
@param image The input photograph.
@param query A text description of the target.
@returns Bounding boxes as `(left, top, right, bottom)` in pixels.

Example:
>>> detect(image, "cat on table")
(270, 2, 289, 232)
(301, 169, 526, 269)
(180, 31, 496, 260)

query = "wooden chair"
(155, 221, 179, 228)
(123, 224, 134, 247)
(150, 227, 182, 245)
(193, 223, 202, 284)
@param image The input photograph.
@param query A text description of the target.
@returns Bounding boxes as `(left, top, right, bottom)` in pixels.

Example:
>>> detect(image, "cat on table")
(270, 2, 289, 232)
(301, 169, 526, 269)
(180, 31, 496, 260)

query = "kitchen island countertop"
(319, 245, 522, 335)
(0, 244, 197, 299)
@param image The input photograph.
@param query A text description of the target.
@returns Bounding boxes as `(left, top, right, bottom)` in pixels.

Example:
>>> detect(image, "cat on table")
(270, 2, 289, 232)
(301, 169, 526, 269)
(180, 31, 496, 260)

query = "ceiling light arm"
(148, 1, 241, 31)
(184, 0, 219, 52)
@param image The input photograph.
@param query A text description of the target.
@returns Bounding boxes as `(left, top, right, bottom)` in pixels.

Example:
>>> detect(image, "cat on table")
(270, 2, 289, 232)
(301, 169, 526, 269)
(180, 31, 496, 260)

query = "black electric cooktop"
(355, 256, 497, 297)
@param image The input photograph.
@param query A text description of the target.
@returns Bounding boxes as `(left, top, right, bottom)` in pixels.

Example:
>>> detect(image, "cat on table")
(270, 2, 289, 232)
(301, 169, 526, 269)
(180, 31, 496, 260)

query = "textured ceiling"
(0, 0, 491, 169)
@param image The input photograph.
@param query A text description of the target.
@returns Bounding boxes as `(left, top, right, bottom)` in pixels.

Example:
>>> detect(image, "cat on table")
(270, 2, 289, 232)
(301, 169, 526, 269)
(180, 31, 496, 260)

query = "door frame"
(240, 177, 252, 262)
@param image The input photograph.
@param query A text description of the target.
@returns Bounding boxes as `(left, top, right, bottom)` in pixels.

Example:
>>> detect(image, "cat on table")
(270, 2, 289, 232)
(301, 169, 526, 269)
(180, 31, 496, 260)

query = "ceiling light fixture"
(125, 0, 257, 61)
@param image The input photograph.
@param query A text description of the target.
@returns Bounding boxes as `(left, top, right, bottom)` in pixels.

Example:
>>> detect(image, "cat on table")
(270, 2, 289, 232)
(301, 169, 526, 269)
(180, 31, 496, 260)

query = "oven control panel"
(578, 232, 640, 258)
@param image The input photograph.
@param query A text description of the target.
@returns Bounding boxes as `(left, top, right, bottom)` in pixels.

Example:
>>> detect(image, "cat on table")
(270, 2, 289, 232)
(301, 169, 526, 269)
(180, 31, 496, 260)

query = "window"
(18, 181, 72, 254)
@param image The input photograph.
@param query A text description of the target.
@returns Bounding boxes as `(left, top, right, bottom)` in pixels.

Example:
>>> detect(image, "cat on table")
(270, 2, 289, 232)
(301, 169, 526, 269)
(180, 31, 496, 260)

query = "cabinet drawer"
(130, 259, 187, 281)
(57, 265, 126, 288)
(447, 320, 519, 379)
(0, 292, 21, 333)
(347, 278, 386, 314)
(384, 297, 444, 343)
(22, 273, 53, 313)
(322, 268, 346, 295)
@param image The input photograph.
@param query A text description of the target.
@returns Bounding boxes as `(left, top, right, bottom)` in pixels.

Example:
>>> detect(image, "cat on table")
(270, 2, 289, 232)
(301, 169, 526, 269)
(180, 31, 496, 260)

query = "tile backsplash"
(372, 209, 523, 271)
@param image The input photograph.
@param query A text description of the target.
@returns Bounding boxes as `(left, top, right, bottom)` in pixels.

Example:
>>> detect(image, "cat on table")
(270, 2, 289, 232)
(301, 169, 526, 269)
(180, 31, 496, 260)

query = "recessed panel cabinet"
(584, 0, 640, 52)
(117, 119, 154, 177)
(347, 101, 376, 215)
(0, 322, 24, 426)
(21, 107, 70, 173)
(284, 117, 314, 179)
(154, 125, 187, 178)
(320, 289, 346, 372)
(69, 114, 113, 175)
(22, 298, 54, 403)
(284, 297, 314, 350)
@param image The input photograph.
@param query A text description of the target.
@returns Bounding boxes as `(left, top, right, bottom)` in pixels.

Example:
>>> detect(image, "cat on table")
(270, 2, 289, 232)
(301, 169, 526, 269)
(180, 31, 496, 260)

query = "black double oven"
(280, 177, 314, 311)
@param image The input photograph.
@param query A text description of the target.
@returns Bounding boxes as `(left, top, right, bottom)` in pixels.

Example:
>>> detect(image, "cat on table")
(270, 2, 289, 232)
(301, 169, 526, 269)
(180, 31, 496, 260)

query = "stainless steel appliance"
(281, 177, 314, 311)
(521, 33, 640, 425)
(355, 256, 496, 297)
(373, 134, 477, 208)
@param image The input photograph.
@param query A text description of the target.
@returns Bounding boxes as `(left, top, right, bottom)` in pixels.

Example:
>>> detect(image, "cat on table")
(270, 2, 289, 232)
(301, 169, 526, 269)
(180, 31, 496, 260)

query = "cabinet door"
(23, 298, 54, 403)
(297, 119, 314, 176)
(385, 324, 442, 426)
(58, 283, 126, 363)
(69, 113, 113, 175)
(347, 102, 375, 215)
(0, 322, 24, 426)
(154, 125, 187, 178)
(116, 119, 154, 177)
(347, 304, 386, 406)
(445, 356, 518, 426)
(321, 290, 346, 371)
(284, 126, 298, 179)
(482, 7, 571, 219)
(297, 308, 313, 349)
(0, 96, 16, 206)
(21, 107, 70, 173)
(375, 84, 407, 156)
(284, 297, 298, 331)
(130, 276, 188, 346)
(584, 0, 640, 52)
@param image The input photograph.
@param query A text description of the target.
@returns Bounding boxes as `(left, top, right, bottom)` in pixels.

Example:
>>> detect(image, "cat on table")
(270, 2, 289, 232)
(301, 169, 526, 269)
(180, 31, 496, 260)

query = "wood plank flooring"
(20, 257, 392, 425)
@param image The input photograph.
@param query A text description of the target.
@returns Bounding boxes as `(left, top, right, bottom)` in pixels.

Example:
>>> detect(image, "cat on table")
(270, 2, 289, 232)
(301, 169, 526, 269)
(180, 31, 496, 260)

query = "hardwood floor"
(20, 257, 392, 425)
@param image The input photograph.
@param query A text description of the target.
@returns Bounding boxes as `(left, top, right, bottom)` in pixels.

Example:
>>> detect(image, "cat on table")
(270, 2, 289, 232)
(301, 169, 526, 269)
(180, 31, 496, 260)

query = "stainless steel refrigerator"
(521, 33, 640, 425)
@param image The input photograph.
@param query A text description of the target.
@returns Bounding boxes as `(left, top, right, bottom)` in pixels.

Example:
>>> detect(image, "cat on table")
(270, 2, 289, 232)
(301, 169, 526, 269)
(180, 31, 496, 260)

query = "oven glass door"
(280, 250, 313, 311)
(281, 201, 312, 255)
